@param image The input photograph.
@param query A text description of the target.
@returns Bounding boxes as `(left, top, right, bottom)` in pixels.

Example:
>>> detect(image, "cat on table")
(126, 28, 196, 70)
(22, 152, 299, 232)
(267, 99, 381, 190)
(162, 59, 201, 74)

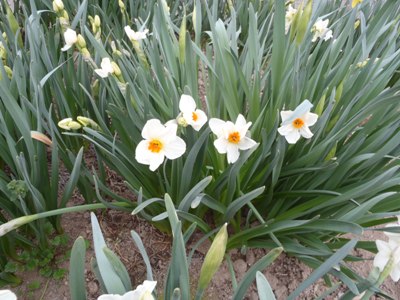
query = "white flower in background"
(61, 28, 78, 51)
(58, 118, 82, 130)
(384, 216, 400, 243)
(0, 290, 17, 300)
(124, 26, 149, 41)
(94, 58, 115, 78)
(135, 119, 186, 171)
(311, 19, 333, 42)
(373, 240, 400, 282)
(285, 5, 298, 34)
(178, 94, 207, 131)
(98, 280, 157, 300)
(209, 114, 257, 164)
(277, 100, 318, 144)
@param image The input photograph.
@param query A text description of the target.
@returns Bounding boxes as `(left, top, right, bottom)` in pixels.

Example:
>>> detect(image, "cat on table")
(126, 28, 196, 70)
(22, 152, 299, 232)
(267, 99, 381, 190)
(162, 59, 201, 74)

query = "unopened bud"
(0, 43, 7, 60)
(354, 20, 360, 30)
(111, 62, 121, 76)
(77, 116, 100, 130)
(94, 15, 101, 28)
(77, 34, 86, 48)
(177, 115, 188, 127)
(80, 48, 91, 60)
(58, 118, 82, 130)
(118, 0, 125, 10)
(53, 0, 64, 13)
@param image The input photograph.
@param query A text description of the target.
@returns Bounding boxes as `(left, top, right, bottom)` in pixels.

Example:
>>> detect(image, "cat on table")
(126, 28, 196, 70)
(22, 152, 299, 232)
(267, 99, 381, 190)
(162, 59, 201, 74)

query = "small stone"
(246, 250, 255, 266)
(233, 259, 247, 279)
(88, 281, 98, 294)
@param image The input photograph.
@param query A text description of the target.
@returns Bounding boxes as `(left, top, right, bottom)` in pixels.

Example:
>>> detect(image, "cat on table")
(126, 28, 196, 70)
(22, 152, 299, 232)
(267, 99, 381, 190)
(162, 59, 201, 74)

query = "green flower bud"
(52, 0, 64, 13)
(94, 15, 101, 28)
(77, 116, 101, 130)
(198, 223, 228, 291)
(58, 118, 82, 130)
(111, 62, 121, 76)
(77, 34, 86, 48)
(80, 48, 91, 60)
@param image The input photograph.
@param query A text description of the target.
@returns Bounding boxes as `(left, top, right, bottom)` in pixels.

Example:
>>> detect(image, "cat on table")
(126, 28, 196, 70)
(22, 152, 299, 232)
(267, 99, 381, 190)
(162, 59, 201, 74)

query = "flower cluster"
(61, 28, 91, 59)
(285, 4, 298, 35)
(58, 116, 100, 131)
(135, 96, 319, 171)
(373, 216, 400, 282)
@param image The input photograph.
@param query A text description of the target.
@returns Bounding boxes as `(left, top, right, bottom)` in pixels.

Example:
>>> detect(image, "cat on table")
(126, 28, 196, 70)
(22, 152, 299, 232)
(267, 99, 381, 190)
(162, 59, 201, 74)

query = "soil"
(6, 155, 400, 300)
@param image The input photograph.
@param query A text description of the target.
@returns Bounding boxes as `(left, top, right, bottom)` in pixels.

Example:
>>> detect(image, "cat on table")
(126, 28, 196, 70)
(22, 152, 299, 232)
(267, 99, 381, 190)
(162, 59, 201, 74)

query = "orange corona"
(148, 139, 163, 153)
(192, 112, 198, 122)
(292, 118, 305, 129)
(228, 132, 241, 144)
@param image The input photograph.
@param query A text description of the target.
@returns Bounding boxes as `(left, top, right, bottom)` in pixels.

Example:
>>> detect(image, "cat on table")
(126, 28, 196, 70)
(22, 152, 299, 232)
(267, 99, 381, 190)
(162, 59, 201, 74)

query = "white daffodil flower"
(373, 240, 400, 282)
(384, 216, 400, 243)
(94, 57, 115, 78)
(178, 94, 207, 131)
(311, 19, 333, 42)
(98, 280, 157, 300)
(124, 26, 149, 41)
(135, 119, 186, 171)
(61, 28, 78, 51)
(0, 290, 17, 300)
(285, 5, 298, 34)
(57, 118, 82, 130)
(209, 114, 257, 164)
(277, 100, 318, 144)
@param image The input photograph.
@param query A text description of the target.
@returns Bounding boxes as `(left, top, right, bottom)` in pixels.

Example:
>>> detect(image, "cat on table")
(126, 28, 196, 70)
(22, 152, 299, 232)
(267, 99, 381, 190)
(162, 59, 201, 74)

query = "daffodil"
(135, 119, 186, 171)
(95, 58, 115, 78)
(177, 95, 207, 131)
(209, 114, 257, 164)
(61, 28, 78, 51)
(97, 280, 157, 300)
(277, 100, 318, 144)
(285, 5, 298, 34)
(352, 0, 363, 8)
(124, 26, 149, 42)
(0, 290, 17, 300)
(373, 240, 400, 282)
(58, 118, 82, 130)
(311, 19, 333, 42)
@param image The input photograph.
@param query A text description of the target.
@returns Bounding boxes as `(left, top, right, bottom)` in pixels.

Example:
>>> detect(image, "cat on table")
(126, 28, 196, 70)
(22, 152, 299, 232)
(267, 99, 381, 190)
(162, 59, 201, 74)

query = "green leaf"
(256, 271, 276, 300)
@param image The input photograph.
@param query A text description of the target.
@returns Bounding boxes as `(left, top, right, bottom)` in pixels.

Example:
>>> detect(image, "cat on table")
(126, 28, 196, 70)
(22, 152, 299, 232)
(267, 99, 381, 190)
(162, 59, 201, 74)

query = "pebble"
(246, 250, 255, 266)
(233, 259, 247, 278)
(88, 281, 99, 294)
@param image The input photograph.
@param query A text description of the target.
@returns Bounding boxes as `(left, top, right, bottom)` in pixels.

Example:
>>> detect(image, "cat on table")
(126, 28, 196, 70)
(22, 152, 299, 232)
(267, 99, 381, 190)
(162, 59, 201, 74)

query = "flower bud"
(111, 62, 121, 76)
(77, 34, 86, 48)
(94, 15, 101, 28)
(58, 118, 82, 130)
(177, 115, 188, 127)
(52, 0, 64, 13)
(77, 116, 100, 130)
(80, 48, 91, 60)
(118, 0, 125, 11)
(354, 20, 360, 30)
(198, 223, 228, 290)
(0, 42, 7, 60)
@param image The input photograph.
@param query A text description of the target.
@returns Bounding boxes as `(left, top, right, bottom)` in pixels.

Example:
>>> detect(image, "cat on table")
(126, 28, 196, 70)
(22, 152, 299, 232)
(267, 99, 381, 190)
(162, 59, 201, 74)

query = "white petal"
(135, 140, 152, 165)
(61, 44, 72, 51)
(101, 58, 114, 73)
(64, 28, 77, 45)
(141, 119, 165, 139)
(179, 94, 196, 113)
(226, 144, 240, 164)
(124, 26, 134, 39)
(190, 109, 208, 131)
(141, 280, 157, 292)
(285, 130, 301, 144)
(305, 112, 318, 126)
(164, 136, 186, 160)
(165, 119, 178, 127)
(390, 265, 400, 282)
(280, 110, 293, 123)
(277, 124, 293, 136)
(120, 291, 140, 300)
(300, 126, 313, 139)
(376, 240, 391, 255)
(235, 114, 247, 128)
(214, 137, 228, 154)
(323, 30, 333, 41)
(149, 153, 165, 171)
(238, 137, 257, 150)
(97, 294, 123, 300)
(94, 69, 110, 78)
(0, 290, 17, 300)
(209, 118, 226, 137)
(373, 252, 389, 272)
(163, 122, 178, 143)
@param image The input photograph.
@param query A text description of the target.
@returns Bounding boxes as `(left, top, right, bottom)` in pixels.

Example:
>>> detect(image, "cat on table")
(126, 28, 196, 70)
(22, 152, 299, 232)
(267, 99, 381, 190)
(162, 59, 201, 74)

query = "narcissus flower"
(278, 100, 318, 144)
(373, 240, 400, 282)
(178, 94, 207, 131)
(311, 19, 333, 42)
(352, 0, 363, 8)
(58, 118, 82, 130)
(209, 114, 257, 164)
(124, 26, 149, 41)
(61, 28, 78, 51)
(285, 5, 298, 34)
(135, 119, 186, 171)
(97, 280, 157, 300)
(0, 290, 17, 300)
(94, 58, 115, 78)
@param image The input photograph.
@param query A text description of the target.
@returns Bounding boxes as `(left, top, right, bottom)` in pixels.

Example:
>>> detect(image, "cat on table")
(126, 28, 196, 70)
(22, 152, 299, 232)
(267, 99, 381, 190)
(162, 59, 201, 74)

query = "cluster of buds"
(118, 0, 125, 14)
(52, 0, 70, 30)
(124, 26, 150, 68)
(88, 15, 101, 40)
(94, 57, 123, 82)
(58, 116, 100, 131)
(0, 33, 12, 80)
